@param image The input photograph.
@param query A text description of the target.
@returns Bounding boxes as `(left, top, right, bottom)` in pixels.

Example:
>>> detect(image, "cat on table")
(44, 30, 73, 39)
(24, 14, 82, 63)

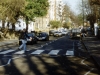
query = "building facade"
(34, 0, 65, 32)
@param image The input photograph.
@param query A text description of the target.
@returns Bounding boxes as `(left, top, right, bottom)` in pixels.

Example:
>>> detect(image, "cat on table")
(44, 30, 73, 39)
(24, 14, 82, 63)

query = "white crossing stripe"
(0, 50, 15, 54)
(31, 50, 44, 54)
(66, 51, 74, 55)
(14, 51, 25, 54)
(48, 50, 60, 55)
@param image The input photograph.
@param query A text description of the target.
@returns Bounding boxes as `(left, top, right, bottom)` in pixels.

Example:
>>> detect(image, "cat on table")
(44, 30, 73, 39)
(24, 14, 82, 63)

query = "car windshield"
(37, 33, 45, 37)
(71, 29, 80, 33)
(55, 31, 61, 33)
(27, 33, 35, 37)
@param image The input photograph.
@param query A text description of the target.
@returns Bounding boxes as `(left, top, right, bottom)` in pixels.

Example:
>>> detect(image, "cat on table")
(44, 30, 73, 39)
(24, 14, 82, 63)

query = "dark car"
(69, 28, 81, 39)
(19, 32, 38, 45)
(36, 32, 49, 41)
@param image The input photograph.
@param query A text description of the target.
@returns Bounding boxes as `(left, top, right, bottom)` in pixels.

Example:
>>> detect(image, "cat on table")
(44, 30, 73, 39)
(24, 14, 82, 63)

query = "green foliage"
(77, 14, 83, 25)
(0, 0, 49, 23)
(0, 0, 26, 23)
(23, 0, 49, 21)
(49, 20, 61, 29)
(63, 22, 70, 29)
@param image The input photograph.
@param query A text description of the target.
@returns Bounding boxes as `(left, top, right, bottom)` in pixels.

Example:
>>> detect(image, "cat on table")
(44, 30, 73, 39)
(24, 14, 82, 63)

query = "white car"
(53, 31, 62, 37)
(61, 31, 68, 35)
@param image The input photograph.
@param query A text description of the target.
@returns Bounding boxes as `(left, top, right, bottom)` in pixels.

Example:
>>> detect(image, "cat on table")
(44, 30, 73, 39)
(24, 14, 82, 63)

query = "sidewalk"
(0, 39, 18, 46)
(82, 36, 100, 69)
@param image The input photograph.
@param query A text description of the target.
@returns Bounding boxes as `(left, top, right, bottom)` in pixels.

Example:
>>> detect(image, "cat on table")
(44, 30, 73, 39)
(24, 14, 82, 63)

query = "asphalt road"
(0, 35, 99, 75)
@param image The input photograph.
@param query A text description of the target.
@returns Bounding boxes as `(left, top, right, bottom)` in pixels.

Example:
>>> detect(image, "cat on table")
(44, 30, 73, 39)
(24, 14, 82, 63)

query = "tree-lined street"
(0, 0, 100, 75)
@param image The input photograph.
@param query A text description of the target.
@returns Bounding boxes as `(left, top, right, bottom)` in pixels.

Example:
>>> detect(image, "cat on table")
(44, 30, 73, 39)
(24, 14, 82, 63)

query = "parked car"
(53, 31, 62, 37)
(69, 28, 81, 39)
(49, 30, 56, 36)
(36, 32, 49, 41)
(19, 32, 38, 45)
(61, 30, 68, 35)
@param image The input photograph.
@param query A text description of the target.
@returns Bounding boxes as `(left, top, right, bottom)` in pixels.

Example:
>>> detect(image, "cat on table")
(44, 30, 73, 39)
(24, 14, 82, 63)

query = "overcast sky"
(62, 0, 81, 15)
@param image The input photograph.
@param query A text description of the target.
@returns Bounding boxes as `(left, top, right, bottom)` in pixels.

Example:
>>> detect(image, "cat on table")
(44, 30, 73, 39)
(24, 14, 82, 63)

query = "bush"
(0, 28, 20, 40)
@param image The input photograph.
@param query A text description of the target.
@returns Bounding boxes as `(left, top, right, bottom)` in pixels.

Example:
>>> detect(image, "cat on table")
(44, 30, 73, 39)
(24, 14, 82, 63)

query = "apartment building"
(34, 0, 65, 32)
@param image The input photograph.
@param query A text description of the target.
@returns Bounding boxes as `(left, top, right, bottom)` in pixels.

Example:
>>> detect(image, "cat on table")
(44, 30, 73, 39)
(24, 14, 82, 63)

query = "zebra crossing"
(0, 50, 15, 54)
(48, 50, 60, 55)
(0, 49, 74, 56)
(31, 50, 44, 55)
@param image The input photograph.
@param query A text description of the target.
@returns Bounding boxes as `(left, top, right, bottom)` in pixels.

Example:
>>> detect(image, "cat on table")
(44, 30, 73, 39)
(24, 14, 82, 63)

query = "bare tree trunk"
(7, 22, 10, 28)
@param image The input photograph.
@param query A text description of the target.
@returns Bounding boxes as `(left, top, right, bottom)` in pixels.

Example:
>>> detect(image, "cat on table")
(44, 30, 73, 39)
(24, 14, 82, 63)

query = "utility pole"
(82, 0, 84, 27)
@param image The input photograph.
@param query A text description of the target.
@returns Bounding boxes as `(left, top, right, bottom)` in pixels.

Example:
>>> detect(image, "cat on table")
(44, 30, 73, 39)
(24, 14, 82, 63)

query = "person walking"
(81, 27, 87, 37)
(18, 29, 29, 53)
(94, 22, 99, 36)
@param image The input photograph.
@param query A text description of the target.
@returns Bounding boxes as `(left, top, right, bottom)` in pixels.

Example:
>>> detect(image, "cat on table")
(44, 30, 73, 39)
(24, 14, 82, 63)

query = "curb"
(91, 56, 100, 70)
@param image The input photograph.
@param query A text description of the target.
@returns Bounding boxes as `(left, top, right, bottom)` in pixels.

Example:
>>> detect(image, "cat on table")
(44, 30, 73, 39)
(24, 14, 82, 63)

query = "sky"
(62, 0, 81, 15)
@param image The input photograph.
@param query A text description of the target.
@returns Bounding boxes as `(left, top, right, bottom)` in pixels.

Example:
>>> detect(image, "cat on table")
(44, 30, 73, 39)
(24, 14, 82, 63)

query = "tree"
(61, 4, 71, 24)
(0, 0, 49, 29)
(0, 0, 26, 39)
(23, 0, 49, 29)
(0, 0, 49, 39)
(76, 14, 83, 25)
(49, 20, 61, 29)
(63, 22, 69, 29)
(0, 0, 26, 28)
(62, 3, 79, 28)
(86, 0, 100, 29)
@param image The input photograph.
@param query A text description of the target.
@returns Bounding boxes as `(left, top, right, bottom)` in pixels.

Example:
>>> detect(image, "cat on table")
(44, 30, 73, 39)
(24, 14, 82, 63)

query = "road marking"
(81, 58, 94, 75)
(0, 55, 26, 67)
(31, 50, 44, 54)
(66, 51, 74, 55)
(48, 50, 60, 55)
(46, 43, 48, 45)
(66, 42, 74, 56)
(0, 50, 15, 54)
(14, 51, 24, 54)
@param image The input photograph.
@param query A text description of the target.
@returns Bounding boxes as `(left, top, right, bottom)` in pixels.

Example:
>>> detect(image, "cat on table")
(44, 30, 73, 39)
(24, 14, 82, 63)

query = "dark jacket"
(81, 28, 86, 33)
(19, 32, 29, 40)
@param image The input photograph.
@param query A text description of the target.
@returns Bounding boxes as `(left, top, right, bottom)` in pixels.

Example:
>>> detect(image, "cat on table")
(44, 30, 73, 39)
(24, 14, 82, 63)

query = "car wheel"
(34, 39, 37, 44)
(46, 38, 49, 41)
(29, 40, 33, 45)
(35, 41, 37, 44)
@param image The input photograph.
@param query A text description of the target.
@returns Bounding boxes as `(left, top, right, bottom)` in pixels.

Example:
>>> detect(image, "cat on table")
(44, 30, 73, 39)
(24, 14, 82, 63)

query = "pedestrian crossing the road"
(0, 49, 74, 56)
